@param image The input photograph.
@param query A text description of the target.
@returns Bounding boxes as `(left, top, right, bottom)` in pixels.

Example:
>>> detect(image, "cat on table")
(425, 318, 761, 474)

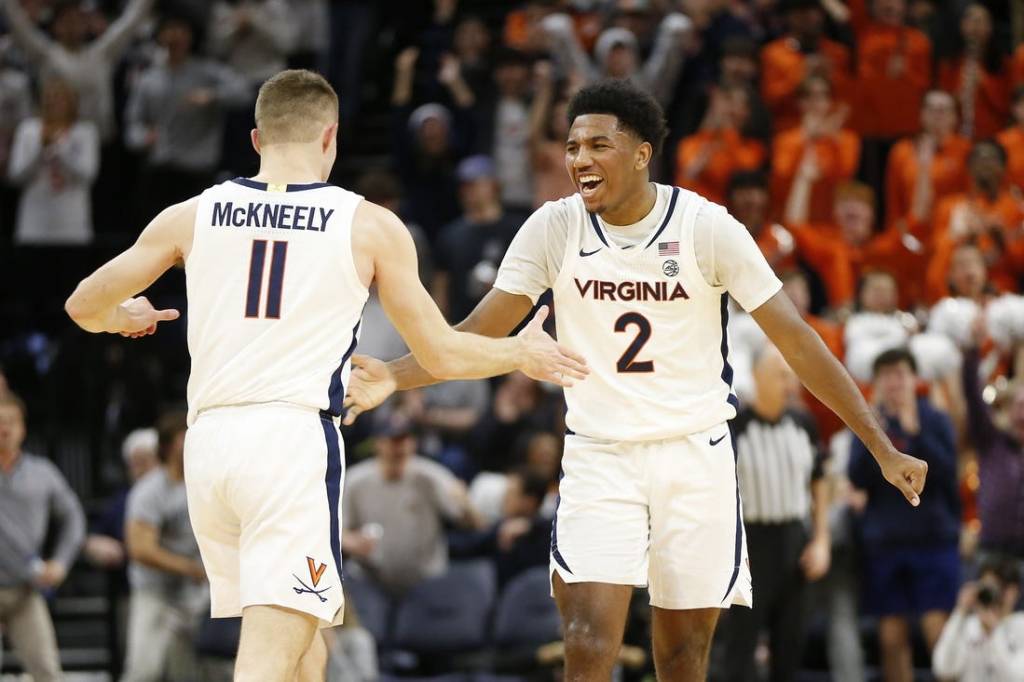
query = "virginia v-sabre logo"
(293, 556, 330, 603)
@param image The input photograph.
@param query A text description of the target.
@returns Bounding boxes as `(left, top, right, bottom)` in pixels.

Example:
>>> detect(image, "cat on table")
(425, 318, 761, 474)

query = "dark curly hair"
(567, 79, 669, 157)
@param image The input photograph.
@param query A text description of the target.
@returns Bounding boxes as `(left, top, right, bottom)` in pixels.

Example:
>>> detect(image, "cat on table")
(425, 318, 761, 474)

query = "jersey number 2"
(244, 239, 288, 319)
(615, 312, 654, 373)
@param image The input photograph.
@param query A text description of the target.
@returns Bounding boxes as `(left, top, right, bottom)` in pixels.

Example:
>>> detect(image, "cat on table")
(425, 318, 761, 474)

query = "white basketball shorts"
(551, 422, 752, 610)
(184, 403, 345, 626)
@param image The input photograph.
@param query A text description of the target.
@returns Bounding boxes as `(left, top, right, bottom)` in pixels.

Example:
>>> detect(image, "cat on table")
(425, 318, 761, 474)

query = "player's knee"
(562, 615, 621, 662)
(653, 630, 714, 675)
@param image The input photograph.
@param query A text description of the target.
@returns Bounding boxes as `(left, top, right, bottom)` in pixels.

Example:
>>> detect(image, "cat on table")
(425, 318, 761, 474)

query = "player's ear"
(635, 141, 652, 170)
(323, 122, 339, 153)
(250, 128, 261, 155)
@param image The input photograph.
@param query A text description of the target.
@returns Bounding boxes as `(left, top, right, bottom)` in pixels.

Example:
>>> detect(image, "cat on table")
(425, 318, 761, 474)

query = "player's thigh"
(647, 425, 751, 610)
(552, 571, 633, 656)
(184, 416, 242, 618)
(552, 435, 650, 587)
(227, 407, 345, 626)
(237, 605, 319, 679)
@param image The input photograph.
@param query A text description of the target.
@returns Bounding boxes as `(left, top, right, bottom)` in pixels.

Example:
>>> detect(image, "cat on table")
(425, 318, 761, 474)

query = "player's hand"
(115, 297, 180, 337)
(342, 354, 397, 426)
(878, 449, 928, 506)
(515, 305, 588, 387)
(799, 535, 831, 581)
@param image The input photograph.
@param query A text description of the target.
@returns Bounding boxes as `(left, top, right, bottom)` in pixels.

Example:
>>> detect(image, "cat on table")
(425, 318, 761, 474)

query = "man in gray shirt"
(343, 412, 482, 595)
(0, 392, 86, 682)
(123, 411, 205, 682)
(124, 15, 249, 222)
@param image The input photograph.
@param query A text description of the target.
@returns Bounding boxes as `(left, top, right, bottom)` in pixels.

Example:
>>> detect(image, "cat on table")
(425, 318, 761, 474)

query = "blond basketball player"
(65, 70, 587, 682)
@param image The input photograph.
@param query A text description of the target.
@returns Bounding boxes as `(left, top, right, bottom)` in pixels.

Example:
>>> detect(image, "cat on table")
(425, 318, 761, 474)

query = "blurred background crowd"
(1, 0, 1024, 680)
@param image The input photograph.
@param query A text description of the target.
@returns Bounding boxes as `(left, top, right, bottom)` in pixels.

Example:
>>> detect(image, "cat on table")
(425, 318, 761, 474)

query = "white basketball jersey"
(553, 187, 738, 441)
(185, 178, 368, 425)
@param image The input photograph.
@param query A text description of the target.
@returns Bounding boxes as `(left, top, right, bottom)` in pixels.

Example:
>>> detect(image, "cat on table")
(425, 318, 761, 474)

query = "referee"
(719, 345, 831, 682)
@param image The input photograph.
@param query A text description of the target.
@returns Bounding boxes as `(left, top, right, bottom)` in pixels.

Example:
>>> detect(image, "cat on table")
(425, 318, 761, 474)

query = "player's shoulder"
(530, 193, 583, 225)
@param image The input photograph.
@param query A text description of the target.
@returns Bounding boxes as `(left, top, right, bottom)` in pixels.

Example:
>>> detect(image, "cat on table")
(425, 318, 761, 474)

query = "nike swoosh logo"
(579, 248, 602, 257)
(709, 433, 728, 447)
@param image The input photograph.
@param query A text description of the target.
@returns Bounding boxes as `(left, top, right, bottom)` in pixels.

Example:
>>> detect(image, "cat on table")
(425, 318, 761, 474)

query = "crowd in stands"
(2, 0, 1024, 680)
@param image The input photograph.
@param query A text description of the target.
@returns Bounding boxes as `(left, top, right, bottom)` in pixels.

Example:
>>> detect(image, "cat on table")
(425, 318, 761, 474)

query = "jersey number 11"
(244, 239, 288, 319)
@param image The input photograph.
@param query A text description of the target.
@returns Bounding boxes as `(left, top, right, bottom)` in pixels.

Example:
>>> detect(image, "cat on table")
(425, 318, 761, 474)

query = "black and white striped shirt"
(733, 407, 825, 524)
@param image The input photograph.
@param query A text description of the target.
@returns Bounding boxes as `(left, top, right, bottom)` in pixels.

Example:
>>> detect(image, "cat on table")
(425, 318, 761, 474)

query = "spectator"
(760, 0, 852, 133)
(0, 392, 85, 682)
(927, 140, 1024, 302)
(474, 47, 535, 212)
(391, 47, 468, 239)
(354, 169, 433, 286)
(460, 467, 552, 588)
(528, 60, 576, 208)
(937, 3, 1011, 140)
(0, 41, 31, 180)
(719, 344, 831, 682)
(996, 86, 1024, 190)
(781, 269, 846, 440)
(727, 170, 846, 312)
(540, 9, 692, 107)
(83, 427, 160, 570)
(960, 324, 1024, 562)
(208, 0, 297, 84)
(342, 412, 482, 596)
(450, 15, 494, 103)
(771, 75, 860, 223)
(8, 78, 99, 246)
(122, 411, 205, 682)
(400, 378, 491, 467)
(786, 168, 930, 308)
(208, 0, 298, 176)
(470, 372, 557, 474)
(842, 0, 932, 144)
(124, 15, 249, 223)
(675, 83, 766, 205)
(932, 557, 1024, 680)
(944, 242, 994, 304)
(848, 349, 960, 682)
(432, 155, 523, 322)
(675, 36, 769, 140)
(0, 0, 153, 142)
(885, 90, 970, 232)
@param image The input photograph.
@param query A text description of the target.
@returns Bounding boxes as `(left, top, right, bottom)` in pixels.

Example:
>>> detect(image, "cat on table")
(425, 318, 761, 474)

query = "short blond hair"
(254, 70, 339, 145)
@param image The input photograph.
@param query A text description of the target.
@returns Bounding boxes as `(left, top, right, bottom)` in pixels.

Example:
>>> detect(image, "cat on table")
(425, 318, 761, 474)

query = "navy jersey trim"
(319, 414, 344, 583)
(326, 320, 361, 417)
(231, 177, 332, 192)
(643, 186, 681, 250)
(587, 213, 610, 247)
(719, 294, 740, 410)
(721, 425, 743, 603)
(550, 471, 573, 574)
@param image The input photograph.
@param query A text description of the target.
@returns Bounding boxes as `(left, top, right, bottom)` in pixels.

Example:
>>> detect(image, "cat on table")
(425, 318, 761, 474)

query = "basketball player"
(64, 70, 588, 682)
(342, 79, 929, 680)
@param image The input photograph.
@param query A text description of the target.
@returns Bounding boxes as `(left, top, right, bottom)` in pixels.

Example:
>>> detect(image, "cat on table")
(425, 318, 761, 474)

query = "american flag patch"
(658, 241, 679, 256)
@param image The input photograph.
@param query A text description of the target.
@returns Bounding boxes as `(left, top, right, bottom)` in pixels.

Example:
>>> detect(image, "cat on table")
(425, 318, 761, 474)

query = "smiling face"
(565, 113, 651, 216)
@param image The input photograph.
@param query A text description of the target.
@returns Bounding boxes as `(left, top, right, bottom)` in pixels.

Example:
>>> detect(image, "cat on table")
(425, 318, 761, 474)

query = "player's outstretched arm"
(751, 291, 928, 506)
(359, 202, 587, 385)
(343, 287, 538, 425)
(65, 199, 195, 335)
